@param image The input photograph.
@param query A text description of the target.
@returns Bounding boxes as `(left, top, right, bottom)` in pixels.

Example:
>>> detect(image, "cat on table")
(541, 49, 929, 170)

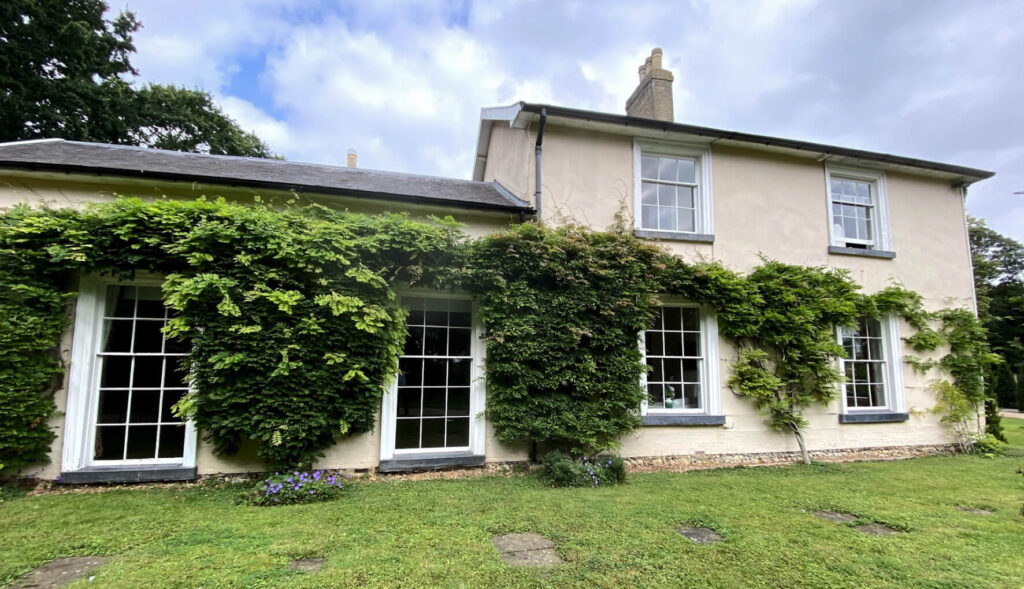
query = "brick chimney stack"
(346, 148, 358, 168)
(625, 48, 674, 122)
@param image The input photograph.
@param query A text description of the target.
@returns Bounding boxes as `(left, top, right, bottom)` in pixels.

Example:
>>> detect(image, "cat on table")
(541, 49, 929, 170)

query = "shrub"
(539, 450, 626, 488)
(969, 433, 1006, 457)
(246, 470, 349, 506)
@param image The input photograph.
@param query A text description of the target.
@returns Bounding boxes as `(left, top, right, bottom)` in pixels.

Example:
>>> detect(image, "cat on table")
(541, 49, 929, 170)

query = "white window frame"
(61, 274, 197, 472)
(633, 139, 714, 237)
(639, 301, 721, 416)
(825, 165, 892, 251)
(836, 314, 905, 414)
(379, 291, 486, 461)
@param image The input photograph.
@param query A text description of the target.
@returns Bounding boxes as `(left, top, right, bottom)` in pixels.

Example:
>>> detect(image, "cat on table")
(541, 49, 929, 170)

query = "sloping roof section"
(475, 102, 994, 185)
(0, 139, 531, 213)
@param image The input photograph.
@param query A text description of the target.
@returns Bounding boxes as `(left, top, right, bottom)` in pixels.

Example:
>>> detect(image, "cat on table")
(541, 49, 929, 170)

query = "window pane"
(665, 384, 681, 403)
(658, 184, 676, 207)
(423, 327, 447, 356)
(658, 207, 676, 231)
(422, 388, 446, 416)
(648, 384, 665, 407)
(135, 287, 164, 318)
(641, 156, 658, 180)
(395, 419, 420, 449)
(445, 418, 469, 447)
(681, 308, 700, 331)
(404, 326, 423, 356)
(100, 356, 131, 388)
(164, 334, 189, 354)
(658, 157, 676, 182)
(683, 333, 700, 357)
(133, 357, 164, 388)
(449, 300, 472, 327)
(647, 359, 663, 382)
(677, 159, 696, 183)
(398, 358, 422, 387)
(133, 320, 165, 353)
(125, 425, 157, 459)
(683, 359, 700, 383)
(448, 388, 470, 417)
(107, 286, 136, 317)
(664, 332, 683, 356)
(677, 208, 695, 233)
(423, 359, 447, 386)
(421, 418, 445, 448)
(397, 388, 421, 417)
(641, 182, 658, 205)
(102, 320, 133, 353)
(448, 328, 471, 356)
(677, 186, 694, 208)
(448, 358, 471, 386)
(129, 391, 160, 423)
(664, 359, 682, 382)
(424, 298, 448, 325)
(97, 390, 129, 424)
(645, 331, 663, 355)
(157, 425, 185, 458)
(641, 205, 658, 229)
(830, 178, 843, 195)
(161, 390, 185, 423)
(94, 426, 125, 460)
(869, 384, 886, 407)
(663, 307, 682, 330)
(683, 384, 700, 408)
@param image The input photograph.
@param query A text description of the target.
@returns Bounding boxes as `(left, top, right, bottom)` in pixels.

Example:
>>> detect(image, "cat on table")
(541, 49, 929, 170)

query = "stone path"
(999, 409, 1023, 420)
(492, 533, 563, 566)
(289, 558, 325, 573)
(812, 510, 857, 523)
(10, 556, 111, 588)
(956, 506, 994, 515)
(854, 523, 900, 536)
(676, 526, 723, 544)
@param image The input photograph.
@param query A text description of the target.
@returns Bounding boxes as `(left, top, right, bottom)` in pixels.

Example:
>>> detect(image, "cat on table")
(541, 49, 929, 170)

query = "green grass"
(2, 425, 1023, 588)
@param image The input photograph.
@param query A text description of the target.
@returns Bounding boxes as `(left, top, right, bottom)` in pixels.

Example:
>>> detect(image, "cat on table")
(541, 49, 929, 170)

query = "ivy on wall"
(0, 199, 996, 471)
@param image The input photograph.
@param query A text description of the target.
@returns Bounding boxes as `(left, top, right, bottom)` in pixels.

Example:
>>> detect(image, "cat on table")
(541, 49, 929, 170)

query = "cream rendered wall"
(1, 173, 529, 478)
(483, 123, 976, 458)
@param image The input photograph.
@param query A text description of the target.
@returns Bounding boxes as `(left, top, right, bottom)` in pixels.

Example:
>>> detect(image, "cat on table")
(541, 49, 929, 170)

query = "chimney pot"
(651, 47, 663, 69)
(346, 149, 357, 168)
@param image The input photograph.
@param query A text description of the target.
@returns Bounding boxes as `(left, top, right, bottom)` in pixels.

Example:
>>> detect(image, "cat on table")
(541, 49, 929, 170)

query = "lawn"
(2, 424, 1022, 588)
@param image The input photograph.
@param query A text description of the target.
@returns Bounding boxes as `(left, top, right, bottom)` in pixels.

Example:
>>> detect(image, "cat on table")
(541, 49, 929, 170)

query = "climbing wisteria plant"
(0, 199, 995, 471)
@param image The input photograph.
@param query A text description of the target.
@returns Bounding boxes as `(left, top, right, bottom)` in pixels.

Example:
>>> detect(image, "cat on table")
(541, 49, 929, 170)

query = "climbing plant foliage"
(0, 198, 461, 470)
(0, 199, 997, 470)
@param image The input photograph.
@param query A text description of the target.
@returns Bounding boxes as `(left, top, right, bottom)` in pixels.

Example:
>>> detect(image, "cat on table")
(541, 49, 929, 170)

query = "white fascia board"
(473, 103, 526, 181)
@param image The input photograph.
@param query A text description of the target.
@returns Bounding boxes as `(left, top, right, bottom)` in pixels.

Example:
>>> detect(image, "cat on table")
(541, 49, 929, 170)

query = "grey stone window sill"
(838, 412, 909, 424)
(642, 414, 726, 426)
(634, 229, 715, 244)
(828, 246, 896, 259)
(378, 452, 485, 473)
(60, 466, 197, 484)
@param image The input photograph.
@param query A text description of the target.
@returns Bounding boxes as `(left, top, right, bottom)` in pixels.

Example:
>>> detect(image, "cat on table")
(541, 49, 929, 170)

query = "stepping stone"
(492, 533, 563, 567)
(854, 523, 900, 536)
(10, 556, 111, 588)
(956, 506, 994, 515)
(676, 526, 723, 544)
(812, 510, 858, 523)
(290, 558, 325, 573)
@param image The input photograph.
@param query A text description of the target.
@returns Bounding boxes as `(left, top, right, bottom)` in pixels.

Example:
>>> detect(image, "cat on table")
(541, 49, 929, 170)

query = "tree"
(0, 0, 272, 157)
(968, 217, 1024, 416)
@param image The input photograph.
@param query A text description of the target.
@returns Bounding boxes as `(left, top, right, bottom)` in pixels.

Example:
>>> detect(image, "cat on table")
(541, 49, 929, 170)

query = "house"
(1, 49, 993, 482)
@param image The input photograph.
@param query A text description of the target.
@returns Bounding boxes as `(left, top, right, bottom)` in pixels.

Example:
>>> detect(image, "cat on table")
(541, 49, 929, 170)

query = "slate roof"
(0, 139, 531, 213)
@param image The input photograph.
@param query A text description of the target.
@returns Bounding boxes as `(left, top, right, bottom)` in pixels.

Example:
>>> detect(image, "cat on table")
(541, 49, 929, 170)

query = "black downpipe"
(534, 108, 547, 221)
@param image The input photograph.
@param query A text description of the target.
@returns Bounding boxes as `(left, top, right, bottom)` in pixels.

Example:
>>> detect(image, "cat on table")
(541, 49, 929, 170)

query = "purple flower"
(309, 490, 315, 495)
(313, 471, 322, 481)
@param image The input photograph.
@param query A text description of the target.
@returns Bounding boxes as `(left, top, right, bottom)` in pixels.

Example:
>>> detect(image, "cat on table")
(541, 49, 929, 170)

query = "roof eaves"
(517, 103, 995, 182)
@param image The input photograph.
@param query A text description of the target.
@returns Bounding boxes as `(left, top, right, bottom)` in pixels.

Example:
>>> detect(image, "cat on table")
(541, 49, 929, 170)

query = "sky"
(110, 0, 1024, 240)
